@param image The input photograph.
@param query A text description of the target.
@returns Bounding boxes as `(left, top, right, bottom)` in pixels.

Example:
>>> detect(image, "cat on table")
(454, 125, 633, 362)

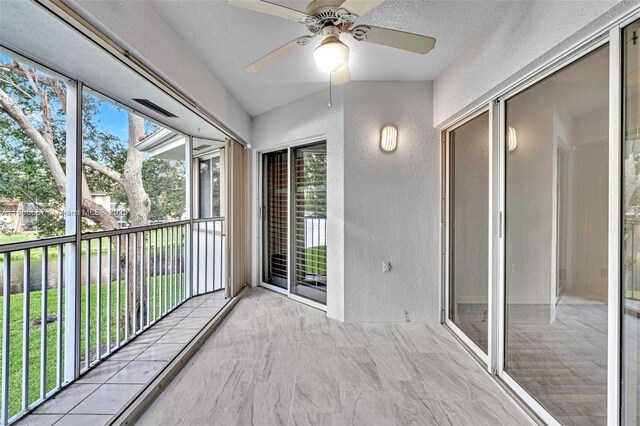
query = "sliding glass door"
(447, 111, 490, 356)
(260, 142, 328, 307)
(291, 142, 327, 304)
(503, 45, 609, 424)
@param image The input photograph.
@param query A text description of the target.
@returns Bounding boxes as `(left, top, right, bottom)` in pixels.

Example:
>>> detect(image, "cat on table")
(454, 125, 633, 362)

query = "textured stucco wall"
(252, 82, 438, 323)
(69, 0, 252, 142)
(343, 82, 439, 322)
(433, 0, 627, 127)
(251, 89, 345, 321)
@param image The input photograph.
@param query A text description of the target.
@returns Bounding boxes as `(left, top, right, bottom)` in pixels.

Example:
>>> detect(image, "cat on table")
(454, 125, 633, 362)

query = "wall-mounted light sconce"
(508, 126, 518, 152)
(380, 125, 398, 153)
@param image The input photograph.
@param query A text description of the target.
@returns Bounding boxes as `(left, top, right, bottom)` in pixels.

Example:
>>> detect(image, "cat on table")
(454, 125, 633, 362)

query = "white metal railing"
(0, 218, 225, 424)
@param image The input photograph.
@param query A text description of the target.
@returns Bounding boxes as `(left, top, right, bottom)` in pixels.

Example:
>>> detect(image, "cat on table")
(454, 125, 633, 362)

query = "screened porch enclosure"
(0, 45, 234, 425)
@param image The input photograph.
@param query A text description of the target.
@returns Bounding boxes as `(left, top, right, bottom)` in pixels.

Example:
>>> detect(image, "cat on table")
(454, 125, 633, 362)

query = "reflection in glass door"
(262, 150, 289, 289)
(503, 45, 609, 424)
(623, 19, 640, 426)
(447, 111, 490, 355)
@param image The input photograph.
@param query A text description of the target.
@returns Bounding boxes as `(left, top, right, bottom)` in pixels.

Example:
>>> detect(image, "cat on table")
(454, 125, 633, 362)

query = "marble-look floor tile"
(76, 360, 129, 384)
(135, 343, 183, 362)
(236, 381, 293, 426)
(34, 384, 101, 414)
(288, 412, 332, 426)
(70, 383, 143, 414)
(137, 288, 532, 426)
(155, 327, 198, 344)
(335, 389, 396, 425)
(107, 343, 151, 361)
(54, 414, 112, 426)
(14, 414, 62, 426)
(437, 399, 526, 426)
(107, 360, 165, 384)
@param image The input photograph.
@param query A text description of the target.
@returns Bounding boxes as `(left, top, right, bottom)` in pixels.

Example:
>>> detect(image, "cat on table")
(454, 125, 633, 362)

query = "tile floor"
(16, 291, 229, 426)
(137, 288, 531, 425)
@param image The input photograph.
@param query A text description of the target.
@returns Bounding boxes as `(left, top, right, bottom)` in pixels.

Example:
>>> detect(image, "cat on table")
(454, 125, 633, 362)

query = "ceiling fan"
(229, 0, 437, 85)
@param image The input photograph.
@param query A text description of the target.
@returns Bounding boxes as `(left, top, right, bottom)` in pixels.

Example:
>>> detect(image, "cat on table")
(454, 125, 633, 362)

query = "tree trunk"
(123, 114, 150, 333)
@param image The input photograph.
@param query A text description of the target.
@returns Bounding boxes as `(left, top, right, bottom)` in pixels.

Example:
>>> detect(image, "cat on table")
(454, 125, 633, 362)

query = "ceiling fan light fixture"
(314, 36, 350, 73)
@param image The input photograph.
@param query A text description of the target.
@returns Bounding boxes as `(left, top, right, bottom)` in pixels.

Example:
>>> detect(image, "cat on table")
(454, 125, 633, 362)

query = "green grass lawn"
(0, 235, 32, 245)
(626, 290, 640, 300)
(0, 273, 185, 418)
(305, 245, 326, 276)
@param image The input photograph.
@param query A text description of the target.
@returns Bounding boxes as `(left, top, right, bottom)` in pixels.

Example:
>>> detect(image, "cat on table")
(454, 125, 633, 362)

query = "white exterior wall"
(343, 82, 439, 322)
(252, 82, 438, 323)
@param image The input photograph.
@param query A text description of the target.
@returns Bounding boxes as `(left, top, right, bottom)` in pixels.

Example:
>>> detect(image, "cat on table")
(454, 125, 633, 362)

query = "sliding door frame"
(259, 146, 291, 297)
(257, 137, 328, 311)
(442, 106, 493, 369)
(439, 7, 640, 423)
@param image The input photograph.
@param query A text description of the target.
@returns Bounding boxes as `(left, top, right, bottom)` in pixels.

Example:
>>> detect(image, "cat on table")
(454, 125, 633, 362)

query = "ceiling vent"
(193, 144, 212, 151)
(132, 99, 177, 118)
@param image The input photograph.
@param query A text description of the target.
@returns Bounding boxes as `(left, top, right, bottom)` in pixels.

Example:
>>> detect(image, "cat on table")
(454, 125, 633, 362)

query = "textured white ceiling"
(148, 0, 507, 116)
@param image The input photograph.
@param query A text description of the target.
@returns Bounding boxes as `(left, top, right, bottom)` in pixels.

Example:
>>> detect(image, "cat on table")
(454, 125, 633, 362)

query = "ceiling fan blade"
(339, 0, 384, 18)
(352, 25, 436, 54)
(228, 0, 309, 21)
(332, 65, 350, 85)
(245, 36, 311, 72)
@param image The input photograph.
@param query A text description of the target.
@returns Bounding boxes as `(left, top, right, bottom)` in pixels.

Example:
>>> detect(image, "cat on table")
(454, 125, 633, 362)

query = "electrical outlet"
(383, 262, 392, 273)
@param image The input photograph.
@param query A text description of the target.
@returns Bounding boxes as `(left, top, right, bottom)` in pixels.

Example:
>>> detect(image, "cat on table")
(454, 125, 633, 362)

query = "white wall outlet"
(383, 262, 392, 273)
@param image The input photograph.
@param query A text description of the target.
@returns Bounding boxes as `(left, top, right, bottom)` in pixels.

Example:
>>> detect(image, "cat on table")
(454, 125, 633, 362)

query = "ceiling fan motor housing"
(302, 6, 358, 33)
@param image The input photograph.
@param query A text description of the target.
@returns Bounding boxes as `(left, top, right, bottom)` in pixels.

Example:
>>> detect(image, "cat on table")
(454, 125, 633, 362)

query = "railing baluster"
(180, 225, 184, 301)
(40, 247, 48, 400)
(164, 227, 168, 313)
(146, 231, 150, 326)
(219, 221, 223, 291)
(211, 220, 217, 291)
(173, 226, 177, 306)
(85, 241, 90, 370)
(205, 221, 209, 293)
(22, 249, 30, 411)
(96, 238, 101, 361)
(56, 245, 63, 389)
(133, 233, 137, 335)
(158, 228, 164, 318)
(196, 222, 200, 296)
(107, 238, 112, 355)
(2, 254, 11, 424)
(174, 226, 178, 305)
(124, 235, 129, 341)
(140, 232, 145, 330)
(190, 223, 194, 298)
(153, 229, 157, 322)
(169, 227, 173, 308)
(116, 236, 121, 346)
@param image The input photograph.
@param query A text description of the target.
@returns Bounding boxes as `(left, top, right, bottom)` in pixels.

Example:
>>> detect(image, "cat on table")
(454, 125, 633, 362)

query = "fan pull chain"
(328, 73, 332, 107)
